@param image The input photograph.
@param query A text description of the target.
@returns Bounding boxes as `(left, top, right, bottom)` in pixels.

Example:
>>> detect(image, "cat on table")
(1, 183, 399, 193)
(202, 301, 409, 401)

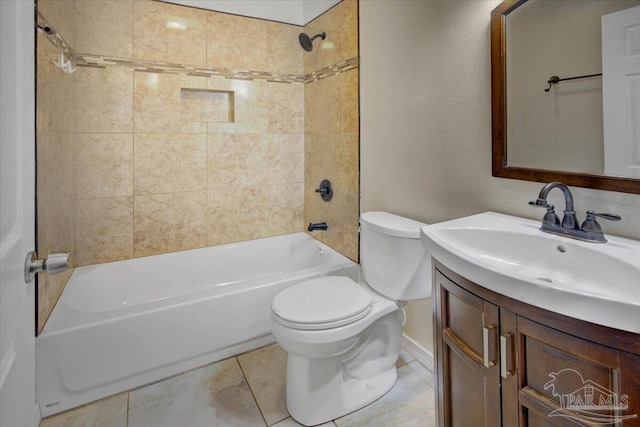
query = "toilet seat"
(271, 277, 373, 331)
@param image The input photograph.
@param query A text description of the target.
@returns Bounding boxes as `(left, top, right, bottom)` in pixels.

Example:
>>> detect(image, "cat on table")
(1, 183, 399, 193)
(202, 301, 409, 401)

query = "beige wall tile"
(77, 68, 133, 133)
(333, 133, 359, 196)
(268, 184, 304, 236)
(133, 0, 206, 66)
(303, 3, 343, 75)
(268, 134, 304, 185)
(207, 78, 268, 134)
(38, 0, 76, 47)
(305, 77, 341, 134)
(208, 134, 269, 190)
(268, 22, 304, 75)
(75, 197, 133, 266)
(133, 72, 207, 134)
(268, 83, 304, 134)
(76, 0, 134, 58)
(37, 132, 76, 205)
(134, 192, 208, 257)
(40, 393, 128, 427)
(134, 134, 207, 195)
(341, 69, 359, 133)
(207, 11, 267, 71)
(76, 134, 133, 199)
(208, 187, 271, 246)
(341, 0, 359, 61)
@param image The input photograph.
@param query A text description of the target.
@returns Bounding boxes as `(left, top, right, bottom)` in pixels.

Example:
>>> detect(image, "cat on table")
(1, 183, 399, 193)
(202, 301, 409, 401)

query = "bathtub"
(36, 233, 358, 417)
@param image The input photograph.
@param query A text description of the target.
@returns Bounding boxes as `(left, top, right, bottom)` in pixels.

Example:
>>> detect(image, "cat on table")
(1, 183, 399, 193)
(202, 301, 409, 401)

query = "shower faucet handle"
(314, 179, 333, 202)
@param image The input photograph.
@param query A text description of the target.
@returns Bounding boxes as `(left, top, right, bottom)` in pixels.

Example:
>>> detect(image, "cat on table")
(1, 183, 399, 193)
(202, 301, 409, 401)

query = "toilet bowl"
(270, 212, 431, 426)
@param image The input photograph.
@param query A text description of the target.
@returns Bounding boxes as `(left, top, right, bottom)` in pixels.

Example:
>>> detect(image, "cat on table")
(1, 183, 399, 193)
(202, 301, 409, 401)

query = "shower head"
(299, 32, 326, 52)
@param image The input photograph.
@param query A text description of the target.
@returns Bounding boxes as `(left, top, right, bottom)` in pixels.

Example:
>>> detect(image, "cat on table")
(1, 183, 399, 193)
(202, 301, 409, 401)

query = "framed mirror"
(491, 0, 640, 194)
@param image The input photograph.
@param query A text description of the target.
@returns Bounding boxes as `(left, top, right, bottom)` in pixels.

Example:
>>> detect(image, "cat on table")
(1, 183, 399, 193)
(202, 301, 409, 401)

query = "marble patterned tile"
(272, 417, 336, 427)
(76, 67, 133, 133)
(303, 3, 343, 75)
(208, 187, 271, 246)
(207, 11, 268, 71)
(133, 72, 207, 134)
(75, 197, 134, 266)
(133, 0, 207, 66)
(134, 134, 207, 195)
(268, 134, 304, 185)
(305, 77, 341, 134)
(340, 0, 359, 61)
(40, 393, 128, 427)
(268, 83, 304, 134)
(208, 134, 269, 190)
(37, 132, 75, 205)
(237, 344, 289, 426)
(340, 69, 359, 133)
(207, 77, 268, 134)
(76, 0, 133, 58)
(333, 132, 359, 196)
(76, 134, 133, 199)
(133, 191, 208, 258)
(268, 22, 304, 76)
(128, 358, 265, 427)
(334, 365, 436, 427)
(47, 57, 77, 133)
(268, 184, 304, 236)
(407, 360, 435, 388)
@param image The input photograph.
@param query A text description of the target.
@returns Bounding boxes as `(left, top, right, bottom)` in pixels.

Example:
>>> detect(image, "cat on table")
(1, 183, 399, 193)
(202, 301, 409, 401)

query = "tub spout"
(308, 222, 328, 232)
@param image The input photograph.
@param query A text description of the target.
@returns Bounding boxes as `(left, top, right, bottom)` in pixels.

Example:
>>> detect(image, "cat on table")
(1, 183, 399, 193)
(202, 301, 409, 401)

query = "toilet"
(270, 212, 431, 426)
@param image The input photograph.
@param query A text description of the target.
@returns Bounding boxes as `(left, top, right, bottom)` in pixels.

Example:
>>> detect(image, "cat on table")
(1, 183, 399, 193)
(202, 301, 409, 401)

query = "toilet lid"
(272, 276, 372, 326)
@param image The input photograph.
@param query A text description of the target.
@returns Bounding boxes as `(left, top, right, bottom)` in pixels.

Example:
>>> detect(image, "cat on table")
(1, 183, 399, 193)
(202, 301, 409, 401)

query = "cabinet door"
(507, 316, 640, 427)
(434, 270, 501, 427)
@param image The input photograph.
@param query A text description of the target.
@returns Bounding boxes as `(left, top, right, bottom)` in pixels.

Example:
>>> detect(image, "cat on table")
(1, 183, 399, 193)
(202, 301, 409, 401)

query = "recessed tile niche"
(180, 88, 235, 123)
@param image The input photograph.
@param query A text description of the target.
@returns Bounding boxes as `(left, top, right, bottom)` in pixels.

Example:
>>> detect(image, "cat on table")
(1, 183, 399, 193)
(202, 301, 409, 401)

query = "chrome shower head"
(299, 32, 326, 52)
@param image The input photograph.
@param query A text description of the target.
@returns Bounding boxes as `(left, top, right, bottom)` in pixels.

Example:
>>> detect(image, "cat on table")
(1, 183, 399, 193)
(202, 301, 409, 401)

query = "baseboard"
(401, 334, 434, 373)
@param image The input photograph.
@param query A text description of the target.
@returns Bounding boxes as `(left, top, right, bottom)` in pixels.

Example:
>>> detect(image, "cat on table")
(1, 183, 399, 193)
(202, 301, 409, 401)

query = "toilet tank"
(360, 212, 432, 301)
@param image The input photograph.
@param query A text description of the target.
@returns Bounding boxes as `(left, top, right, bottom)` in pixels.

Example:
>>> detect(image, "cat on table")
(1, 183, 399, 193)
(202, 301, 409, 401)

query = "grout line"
(235, 356, 270, 427)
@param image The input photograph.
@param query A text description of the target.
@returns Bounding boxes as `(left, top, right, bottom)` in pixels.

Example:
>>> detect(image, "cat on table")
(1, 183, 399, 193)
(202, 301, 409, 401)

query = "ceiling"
(158, 0, 341, 26)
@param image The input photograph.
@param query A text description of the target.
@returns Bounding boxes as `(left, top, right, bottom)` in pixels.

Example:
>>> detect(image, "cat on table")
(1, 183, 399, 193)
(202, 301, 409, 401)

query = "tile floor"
(40, 344, 436, 427)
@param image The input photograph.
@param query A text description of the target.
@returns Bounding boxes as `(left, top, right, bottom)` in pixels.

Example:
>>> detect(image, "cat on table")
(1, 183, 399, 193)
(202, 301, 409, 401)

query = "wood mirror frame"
(490, 0, 640, 195)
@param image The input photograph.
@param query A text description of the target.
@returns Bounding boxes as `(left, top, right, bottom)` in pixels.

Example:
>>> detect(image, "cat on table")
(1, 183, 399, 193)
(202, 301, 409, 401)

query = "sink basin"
(421, 212, 640, 333)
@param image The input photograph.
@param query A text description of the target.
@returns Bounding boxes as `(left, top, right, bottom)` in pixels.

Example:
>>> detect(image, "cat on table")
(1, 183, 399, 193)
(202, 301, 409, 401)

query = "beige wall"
(360, 0, 640, 352)
(303, 0, 360, 261)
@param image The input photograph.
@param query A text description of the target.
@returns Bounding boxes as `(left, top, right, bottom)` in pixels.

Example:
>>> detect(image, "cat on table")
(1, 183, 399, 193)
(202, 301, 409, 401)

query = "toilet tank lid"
(360, 212, 427, 238)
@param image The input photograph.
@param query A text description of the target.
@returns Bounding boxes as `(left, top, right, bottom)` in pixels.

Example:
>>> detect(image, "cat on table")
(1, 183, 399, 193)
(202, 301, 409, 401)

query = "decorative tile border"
(304, 57, 360, 83)
(37, 11, 357, 84)
(75, 54, 306, 84)
(36, 12, 76, 59)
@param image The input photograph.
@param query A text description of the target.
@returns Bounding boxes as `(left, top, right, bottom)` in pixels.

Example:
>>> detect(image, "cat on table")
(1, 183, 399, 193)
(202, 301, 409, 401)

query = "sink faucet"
(529, 182, 621, 243)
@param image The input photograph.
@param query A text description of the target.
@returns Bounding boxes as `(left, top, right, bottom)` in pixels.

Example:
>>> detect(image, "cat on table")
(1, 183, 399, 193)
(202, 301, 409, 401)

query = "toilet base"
(286, 355, 398, 426)
(283, 310, 403, 426)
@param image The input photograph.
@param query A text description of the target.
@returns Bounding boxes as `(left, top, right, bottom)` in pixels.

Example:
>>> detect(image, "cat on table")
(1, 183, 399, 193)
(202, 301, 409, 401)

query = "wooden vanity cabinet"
(434, 261, 640, 427)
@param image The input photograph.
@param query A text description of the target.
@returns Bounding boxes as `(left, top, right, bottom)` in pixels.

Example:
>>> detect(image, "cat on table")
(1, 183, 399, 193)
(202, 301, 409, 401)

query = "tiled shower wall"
(303, 0, 360, 261)
(37, 0, 77, 332)
(36, 0, 359, 332)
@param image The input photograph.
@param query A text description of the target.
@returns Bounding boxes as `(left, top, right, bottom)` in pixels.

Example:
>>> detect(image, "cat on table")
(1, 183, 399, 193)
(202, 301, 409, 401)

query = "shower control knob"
(315, 179, 333, 202)
(24, 251, 69, 283)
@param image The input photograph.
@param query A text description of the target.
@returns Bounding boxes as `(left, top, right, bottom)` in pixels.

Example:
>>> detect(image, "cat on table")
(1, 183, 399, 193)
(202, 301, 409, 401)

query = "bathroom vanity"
(433, 261, 640, 426)
(421, 212, 640, 427)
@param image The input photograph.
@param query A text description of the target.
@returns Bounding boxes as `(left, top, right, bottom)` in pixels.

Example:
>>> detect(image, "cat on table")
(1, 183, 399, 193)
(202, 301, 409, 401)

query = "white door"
(0, 0, 38, 426)
(602, 5, 640, 178)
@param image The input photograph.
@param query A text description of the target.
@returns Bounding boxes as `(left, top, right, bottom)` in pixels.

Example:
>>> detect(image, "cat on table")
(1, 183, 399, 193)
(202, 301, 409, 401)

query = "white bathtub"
(36, 233, 358, 417)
